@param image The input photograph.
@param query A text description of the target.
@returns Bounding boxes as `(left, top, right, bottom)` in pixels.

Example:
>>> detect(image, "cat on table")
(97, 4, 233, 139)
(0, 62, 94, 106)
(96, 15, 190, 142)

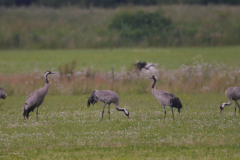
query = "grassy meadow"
(1, 94, 240, 159)
(1, 46, 240, 159)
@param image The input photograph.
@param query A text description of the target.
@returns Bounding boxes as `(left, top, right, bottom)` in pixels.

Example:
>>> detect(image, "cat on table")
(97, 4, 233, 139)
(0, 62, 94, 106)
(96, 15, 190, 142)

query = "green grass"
(1, 46, 240, 159)
(0, 93, 240, 159)
(1, 46, 240, 74)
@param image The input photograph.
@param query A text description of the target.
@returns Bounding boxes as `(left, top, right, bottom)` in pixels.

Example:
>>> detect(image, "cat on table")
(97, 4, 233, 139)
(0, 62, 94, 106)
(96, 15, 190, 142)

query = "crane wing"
(153, 90, 178, 106)
(24, 90, 38, 108)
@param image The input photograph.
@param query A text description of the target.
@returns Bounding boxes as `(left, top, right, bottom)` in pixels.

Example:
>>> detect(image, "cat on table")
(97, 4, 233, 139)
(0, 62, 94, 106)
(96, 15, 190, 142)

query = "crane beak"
(127, 115, 129, 119)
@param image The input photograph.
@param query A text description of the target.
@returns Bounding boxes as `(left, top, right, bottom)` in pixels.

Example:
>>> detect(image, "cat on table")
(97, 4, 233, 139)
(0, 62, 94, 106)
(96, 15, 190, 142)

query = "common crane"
(87, 90, 129, 120)
(0, 87, 7, 99)
(220, 87, 240, 115)
(150, 75, 182, 119)
(22, 71, 55, 120)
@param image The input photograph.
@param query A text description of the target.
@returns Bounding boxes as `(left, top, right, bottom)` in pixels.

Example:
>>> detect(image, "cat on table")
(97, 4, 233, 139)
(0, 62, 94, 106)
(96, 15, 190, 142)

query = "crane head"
(150, 75, 157, 80)
(220, 103, 224, 115)
(44, 71, 55, 75)
(124, 109, 129, 119)
(22, 108, 29, 120)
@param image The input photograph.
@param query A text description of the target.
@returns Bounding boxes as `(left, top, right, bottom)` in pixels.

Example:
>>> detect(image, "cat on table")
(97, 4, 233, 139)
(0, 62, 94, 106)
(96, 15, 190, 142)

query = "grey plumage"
(0, 87, 7, 99)
(22, 71, 55, 120)
(87, 90, 129, 120)
(150, 75, 182, 119)
(220, 87, 240, 115)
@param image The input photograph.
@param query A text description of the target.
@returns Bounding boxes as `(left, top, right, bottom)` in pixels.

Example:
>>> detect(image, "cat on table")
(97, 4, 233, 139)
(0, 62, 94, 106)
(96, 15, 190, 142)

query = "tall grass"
(1, 5, 240, 49)
(1, 55, 239, 96)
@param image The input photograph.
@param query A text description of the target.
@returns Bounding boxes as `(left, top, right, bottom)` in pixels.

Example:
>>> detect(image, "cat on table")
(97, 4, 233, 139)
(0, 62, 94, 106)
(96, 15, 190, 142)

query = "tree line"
(0, 0, 239, 7)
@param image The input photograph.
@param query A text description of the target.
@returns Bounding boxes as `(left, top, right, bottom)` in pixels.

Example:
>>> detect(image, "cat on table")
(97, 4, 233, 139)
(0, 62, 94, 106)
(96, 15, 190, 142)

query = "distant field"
(0, 93, 240, 159)
(1, 46, 240, 74)
(1, 5, 240, 48)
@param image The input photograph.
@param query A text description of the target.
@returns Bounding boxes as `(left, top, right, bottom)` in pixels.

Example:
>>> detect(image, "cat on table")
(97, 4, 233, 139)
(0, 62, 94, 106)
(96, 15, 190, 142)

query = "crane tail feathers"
(171, 97, 182, 109)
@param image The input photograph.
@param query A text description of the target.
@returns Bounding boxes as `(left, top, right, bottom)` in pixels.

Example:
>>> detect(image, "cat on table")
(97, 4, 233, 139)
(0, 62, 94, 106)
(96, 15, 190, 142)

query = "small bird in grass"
(220, 87, 240, 115)
(0, 87, 7, 99)
(23, 71, 55, 120)
(87, 90, 129, 120)
(150, 75, 182, 119)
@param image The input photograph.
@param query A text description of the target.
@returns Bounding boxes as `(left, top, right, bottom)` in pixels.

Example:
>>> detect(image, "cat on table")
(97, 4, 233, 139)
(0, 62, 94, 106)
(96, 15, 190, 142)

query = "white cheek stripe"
(222, 103, 226, 108)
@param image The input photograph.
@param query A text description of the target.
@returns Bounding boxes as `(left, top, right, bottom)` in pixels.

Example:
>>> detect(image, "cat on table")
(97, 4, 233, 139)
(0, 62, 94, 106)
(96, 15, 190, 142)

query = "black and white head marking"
(152, 75, 157, 80)
(124, 108, 129, 115)
(150, 75, 157, 80)
(220, 103, 226, 109)
(44, 71, 51, 77)
(124, 109, 129, 119)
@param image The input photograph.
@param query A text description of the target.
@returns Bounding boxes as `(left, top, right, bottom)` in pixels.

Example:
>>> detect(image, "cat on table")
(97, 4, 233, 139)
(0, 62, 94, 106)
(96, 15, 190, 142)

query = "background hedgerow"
(1, 5, 240, 49)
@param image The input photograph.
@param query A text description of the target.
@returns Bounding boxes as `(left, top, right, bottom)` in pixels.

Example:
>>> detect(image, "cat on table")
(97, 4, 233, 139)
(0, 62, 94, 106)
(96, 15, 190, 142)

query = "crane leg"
(102, 104, 106, 119)
(108, 104, 110, 120)
(170, 107, 174, 120)
(36, 107, 39, 121)
(164, 106, 166, 119)
(235, 102, 237, 116)
(236, 102, 240, 115)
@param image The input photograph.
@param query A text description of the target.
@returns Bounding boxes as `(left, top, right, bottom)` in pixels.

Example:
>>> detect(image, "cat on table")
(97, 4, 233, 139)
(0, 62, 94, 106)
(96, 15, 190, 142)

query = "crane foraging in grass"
(150, 75, 182, 119)
(220, 87, 240, 115)
(0, 87, 7, 99)
(23, 71, 55, 120)
(87, 90, 129, 120)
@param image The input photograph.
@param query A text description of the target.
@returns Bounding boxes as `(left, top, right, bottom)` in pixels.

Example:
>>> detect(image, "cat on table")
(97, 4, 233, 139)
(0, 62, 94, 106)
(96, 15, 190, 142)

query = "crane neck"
(152, 78, 157, 89)
(114, 103, 123, 111)
(42, 75, 50, 96)
(115, 104, 126, 112)
(45, 74, 49, 84)
(223, 100, 232, 107)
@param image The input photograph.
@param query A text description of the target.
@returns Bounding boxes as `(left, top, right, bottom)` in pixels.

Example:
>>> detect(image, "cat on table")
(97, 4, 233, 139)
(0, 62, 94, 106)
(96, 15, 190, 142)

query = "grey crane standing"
(87, 90, 129, 120)
(220, 87, 240, 115)
(0, 87, 7, 99)
(150, 75, 182, 119)
(22, 71, 55, 120)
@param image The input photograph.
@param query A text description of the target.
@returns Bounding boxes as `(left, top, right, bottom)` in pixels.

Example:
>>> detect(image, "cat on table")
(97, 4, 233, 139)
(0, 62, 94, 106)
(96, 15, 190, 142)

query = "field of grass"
(1, 46, 240, 74)
(0, 93, 240, 159)
(1, 46, 240, 159)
